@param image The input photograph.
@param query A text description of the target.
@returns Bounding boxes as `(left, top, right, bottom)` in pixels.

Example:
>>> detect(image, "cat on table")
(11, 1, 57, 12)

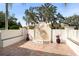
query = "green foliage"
(28, 25, 35, 29)
(9, 25, 19, 29)
(22, 26, 28, 29)
(64, 15, 79, 29)
(0, 11, 5, 28)
(17, 22, 22, 28)
(49, 23, 64, 29)
(23, 3, 65, 29)
(0, 11, 22, 29)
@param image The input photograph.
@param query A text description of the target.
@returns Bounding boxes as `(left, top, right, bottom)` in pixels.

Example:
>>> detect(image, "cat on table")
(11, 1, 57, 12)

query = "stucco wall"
(0, 29, 24, 47)
(52, 29, 66, 43)
(66, 39, 79, 55)
(0, 30, 3, 47)
(66, 30, 79, 55)
(31, 29, 66, 43)
(0, 28, 79, 55)
(1, 30, 22, 40)
(28, 29, 34, 41)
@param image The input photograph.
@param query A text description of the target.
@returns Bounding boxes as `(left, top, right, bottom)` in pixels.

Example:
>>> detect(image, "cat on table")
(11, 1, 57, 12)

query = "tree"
(57, 13, 65, 22)
(5, 3, 24, 30)
(23, 7, 38, 39)
(17, 22, 22, 28)
(64, 15, 79, 29)
(0, 11, 5, 29)
(23, 3, 65, 43)
(34, 3, 57, 23)
(5, 3, 12, 30)
(23, 8, 38, 26)
(0, 11, 22, 29)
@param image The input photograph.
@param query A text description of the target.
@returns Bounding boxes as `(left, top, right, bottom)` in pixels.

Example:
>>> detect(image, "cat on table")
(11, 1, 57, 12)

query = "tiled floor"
(0, 40, 76, 56)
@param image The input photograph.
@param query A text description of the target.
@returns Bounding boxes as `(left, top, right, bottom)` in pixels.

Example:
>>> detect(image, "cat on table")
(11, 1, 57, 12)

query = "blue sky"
(0, 3, 79, 26)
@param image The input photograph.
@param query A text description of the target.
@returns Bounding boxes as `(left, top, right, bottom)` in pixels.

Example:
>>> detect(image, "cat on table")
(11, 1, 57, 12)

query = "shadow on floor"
(0, 40, 69, 56)
(0, 46, 69, 56)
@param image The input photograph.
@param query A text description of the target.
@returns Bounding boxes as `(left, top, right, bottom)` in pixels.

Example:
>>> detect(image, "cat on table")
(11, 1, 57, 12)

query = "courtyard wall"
(0, 28, 27, 47)
(0, 28, 79, 55)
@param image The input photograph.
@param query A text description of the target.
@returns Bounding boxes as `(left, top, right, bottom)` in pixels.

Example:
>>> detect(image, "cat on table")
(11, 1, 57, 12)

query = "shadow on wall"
(0, 40, 68, 56)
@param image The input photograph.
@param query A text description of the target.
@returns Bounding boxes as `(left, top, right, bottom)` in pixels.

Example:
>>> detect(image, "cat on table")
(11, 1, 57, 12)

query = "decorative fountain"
(33, 22, 51, 44)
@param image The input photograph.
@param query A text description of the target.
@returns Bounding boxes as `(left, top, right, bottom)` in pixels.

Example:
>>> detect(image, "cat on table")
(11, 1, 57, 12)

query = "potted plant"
(26, 33, 30, 41)
(56, 35, 60, 44)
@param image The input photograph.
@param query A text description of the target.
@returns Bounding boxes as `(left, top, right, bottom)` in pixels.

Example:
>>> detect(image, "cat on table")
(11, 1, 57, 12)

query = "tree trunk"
(5, 3, 9, 30)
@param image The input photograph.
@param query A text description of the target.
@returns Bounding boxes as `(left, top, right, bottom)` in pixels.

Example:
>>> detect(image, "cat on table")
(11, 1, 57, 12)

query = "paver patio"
(0, 40, 76, 56)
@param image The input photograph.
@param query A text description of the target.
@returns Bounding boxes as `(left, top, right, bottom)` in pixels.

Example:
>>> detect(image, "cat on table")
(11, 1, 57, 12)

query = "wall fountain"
(33, 22, 51, 44)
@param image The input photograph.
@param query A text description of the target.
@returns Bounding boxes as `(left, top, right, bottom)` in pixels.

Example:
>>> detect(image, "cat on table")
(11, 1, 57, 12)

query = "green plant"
(49, 23, 64, 29)
(29, 25, 35, 29)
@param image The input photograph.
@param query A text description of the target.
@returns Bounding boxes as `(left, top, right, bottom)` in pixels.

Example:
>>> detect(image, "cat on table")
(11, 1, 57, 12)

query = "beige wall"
(0, 31, 3, 47)
(52, 29, 66, 43)
(21, 28, 28, 40)
(31, 29, 66, 43)
(66, 39, 79, 55)
(28, 29, 34, 41)
(0, 29, 79, 55)
(1, 30, 22, 40)
(67, 30, 79, 42)
(66, 30, 79, 55)
(3, 36, 23, 47)
(0, 29, 24, 47)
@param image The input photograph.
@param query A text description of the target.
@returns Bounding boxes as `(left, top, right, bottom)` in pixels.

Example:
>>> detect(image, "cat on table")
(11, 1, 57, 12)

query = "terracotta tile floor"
(0, 40, 76, 56)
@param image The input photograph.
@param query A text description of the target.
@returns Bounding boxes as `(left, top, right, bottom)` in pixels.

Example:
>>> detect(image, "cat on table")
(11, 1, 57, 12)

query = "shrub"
(49, 23, 64, 29)
(9, 25, 19, 29)
(29, 25, 35, 29)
